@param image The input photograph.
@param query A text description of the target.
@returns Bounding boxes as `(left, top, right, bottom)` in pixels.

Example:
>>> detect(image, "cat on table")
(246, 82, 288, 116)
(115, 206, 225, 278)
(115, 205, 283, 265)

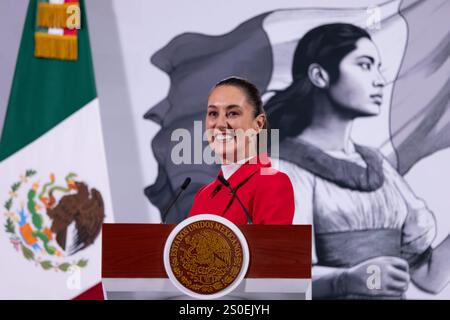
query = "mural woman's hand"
(344, 256, 410, 297)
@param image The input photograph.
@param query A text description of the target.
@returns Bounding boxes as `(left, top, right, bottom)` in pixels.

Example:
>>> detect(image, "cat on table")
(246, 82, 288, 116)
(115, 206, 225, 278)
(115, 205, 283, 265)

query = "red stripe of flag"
(73, 282, 104, 300)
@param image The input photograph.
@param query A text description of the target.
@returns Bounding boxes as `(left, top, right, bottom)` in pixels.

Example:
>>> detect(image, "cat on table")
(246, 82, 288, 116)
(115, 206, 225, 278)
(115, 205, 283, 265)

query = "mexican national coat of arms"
(164, 214, 249, 299)
(2, 169, 105, 272)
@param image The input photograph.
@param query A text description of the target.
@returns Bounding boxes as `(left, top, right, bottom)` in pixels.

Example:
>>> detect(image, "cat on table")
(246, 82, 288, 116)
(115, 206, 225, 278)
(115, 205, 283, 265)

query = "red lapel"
(211, 153, 271, 214)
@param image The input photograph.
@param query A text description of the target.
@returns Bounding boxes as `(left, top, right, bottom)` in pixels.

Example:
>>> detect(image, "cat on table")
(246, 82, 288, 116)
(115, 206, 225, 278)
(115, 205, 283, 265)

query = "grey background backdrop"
(1, 0, 449, 299)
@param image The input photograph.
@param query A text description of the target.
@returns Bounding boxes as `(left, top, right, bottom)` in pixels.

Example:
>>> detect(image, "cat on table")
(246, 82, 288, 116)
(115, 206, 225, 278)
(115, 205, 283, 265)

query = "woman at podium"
(188, 77, 295, 225)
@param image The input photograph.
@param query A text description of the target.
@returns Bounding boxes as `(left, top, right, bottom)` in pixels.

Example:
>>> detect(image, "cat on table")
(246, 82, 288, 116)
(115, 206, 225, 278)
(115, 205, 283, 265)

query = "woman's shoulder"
(270, 157, 316, 184)
(194, 179, 218, 196)
(254, 163, 292, 184)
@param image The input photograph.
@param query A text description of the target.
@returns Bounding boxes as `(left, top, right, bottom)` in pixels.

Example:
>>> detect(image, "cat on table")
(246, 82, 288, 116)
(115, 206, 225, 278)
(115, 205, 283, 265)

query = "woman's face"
(206, 85, 264, 163)
(328, 37, 386, 116)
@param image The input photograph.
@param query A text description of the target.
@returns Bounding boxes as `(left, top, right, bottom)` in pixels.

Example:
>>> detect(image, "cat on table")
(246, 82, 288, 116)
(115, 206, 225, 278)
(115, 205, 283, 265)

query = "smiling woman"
(205, 77, 267, 164)
(187, 77, 295, 225)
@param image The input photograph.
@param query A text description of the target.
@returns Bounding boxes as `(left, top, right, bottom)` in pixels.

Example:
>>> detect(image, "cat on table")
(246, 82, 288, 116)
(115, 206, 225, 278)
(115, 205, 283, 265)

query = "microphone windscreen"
(181, 177, 191, 190)
(218, 175, 230, 187)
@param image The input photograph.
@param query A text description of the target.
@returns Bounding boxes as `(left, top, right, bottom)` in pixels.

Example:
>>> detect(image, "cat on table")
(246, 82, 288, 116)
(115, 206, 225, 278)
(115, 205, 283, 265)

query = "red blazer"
(188, 153, 295, 225)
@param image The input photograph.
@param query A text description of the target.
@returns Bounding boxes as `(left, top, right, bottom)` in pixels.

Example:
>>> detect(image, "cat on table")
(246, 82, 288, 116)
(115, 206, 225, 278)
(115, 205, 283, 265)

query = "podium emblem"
(164, 214, 249, 299)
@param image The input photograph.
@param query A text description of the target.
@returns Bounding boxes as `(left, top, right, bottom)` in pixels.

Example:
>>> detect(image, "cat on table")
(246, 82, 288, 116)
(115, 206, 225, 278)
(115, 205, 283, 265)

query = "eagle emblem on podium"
(164, 214, 249, 299)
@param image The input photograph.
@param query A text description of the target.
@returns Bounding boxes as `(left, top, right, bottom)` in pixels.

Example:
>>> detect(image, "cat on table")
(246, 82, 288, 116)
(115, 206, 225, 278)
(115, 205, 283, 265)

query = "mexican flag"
(0, 0, 113, 299)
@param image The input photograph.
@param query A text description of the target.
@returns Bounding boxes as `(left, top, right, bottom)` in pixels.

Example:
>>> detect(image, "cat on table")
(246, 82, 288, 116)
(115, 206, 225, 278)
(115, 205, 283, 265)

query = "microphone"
(218, 175, 252, 224)
(161, 177, 191, 223)
(211, 185, 221, 197)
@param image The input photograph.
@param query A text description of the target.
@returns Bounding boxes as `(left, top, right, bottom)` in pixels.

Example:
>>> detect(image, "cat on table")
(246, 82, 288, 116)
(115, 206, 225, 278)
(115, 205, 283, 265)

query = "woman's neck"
(298, 93, 355, 152)
(221, 148, 257, 165)
(221, 139, 259, 164)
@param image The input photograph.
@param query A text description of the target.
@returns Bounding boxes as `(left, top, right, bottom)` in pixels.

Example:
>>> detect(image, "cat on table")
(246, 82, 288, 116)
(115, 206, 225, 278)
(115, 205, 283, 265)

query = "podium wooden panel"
(102, 223, 311, 300)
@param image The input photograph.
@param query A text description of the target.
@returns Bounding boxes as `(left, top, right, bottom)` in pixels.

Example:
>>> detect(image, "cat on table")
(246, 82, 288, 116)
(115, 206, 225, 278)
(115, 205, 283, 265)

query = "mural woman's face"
(206, 85, 264, 163)
(328, 37, 386, 116)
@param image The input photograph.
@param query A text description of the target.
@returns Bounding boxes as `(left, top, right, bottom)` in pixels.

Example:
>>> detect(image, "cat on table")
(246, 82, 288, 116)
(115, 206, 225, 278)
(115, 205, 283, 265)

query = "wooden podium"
(102, 223, 311, 300)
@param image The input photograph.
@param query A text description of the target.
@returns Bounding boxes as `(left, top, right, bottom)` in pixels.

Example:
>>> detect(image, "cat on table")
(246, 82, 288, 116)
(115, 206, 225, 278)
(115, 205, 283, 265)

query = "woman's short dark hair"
(265, 23, 371, 139)
(214, 76, 267, 129)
